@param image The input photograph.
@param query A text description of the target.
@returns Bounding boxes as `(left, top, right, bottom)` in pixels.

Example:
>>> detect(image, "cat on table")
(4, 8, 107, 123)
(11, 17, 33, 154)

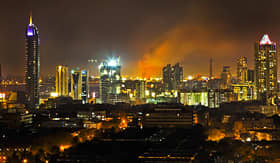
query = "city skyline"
(1, 1, 280, 78)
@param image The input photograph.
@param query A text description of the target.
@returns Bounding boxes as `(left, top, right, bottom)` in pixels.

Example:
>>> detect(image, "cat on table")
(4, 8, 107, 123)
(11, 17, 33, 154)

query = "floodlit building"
(180, 91, 208, 106)
(99, 57, 121, 104)
(237, 57, 248, 84)
(232, 83, 256, 101)
(56, 65, 69, 96)
(255, 34, 277, 103)
(25, 14, 40, 109)
(208, 89, 233, 108)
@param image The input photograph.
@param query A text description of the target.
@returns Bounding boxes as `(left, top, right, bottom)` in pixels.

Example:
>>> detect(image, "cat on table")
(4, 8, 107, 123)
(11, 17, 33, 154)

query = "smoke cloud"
(138, 23, 237, 78)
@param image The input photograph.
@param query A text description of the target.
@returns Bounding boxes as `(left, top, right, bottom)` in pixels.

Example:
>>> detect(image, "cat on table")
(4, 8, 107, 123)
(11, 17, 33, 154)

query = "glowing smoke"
(138, 23, 237, 78)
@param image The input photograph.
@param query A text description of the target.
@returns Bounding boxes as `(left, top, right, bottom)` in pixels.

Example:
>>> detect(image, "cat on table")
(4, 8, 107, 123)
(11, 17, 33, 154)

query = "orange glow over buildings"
(59, 144, 71, 152)
(207, 129, 226, 142)
(119, 118, 128, 129)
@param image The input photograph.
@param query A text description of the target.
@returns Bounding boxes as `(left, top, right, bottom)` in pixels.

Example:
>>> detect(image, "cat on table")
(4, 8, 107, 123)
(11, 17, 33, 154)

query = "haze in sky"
(0, 0, 279, 78)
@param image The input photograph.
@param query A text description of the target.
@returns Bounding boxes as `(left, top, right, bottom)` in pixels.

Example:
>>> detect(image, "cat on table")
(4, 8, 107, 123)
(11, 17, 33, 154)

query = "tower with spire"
(25, 13, 40, 109)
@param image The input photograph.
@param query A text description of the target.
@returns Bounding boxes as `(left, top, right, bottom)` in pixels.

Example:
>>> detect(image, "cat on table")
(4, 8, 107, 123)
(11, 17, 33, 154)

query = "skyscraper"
(237, 56, 248, 84)
(70, 69, 81, 101)
(81, 70, 89, 104)
(220, 66, 232, 89)
(163, 64, 172, 91)
(70, 68, 88, 104)
(162, 63, 183, 91)
(25, 14, 40, 109)
(255, 34, 277, 103)
(99, 57, 121, 104)
(56, 65, 69, 96)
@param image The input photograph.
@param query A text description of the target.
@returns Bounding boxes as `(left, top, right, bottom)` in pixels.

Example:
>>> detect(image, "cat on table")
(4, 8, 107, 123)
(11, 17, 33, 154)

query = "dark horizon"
(1, 0, 280, 78)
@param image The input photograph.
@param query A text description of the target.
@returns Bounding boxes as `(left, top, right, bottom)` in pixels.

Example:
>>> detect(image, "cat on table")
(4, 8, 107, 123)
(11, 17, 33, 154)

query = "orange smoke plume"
(138, 24, 236, 78)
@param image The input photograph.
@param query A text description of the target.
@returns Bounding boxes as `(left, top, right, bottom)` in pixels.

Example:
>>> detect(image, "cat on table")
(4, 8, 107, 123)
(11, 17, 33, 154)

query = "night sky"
(0, 0, 280, 79)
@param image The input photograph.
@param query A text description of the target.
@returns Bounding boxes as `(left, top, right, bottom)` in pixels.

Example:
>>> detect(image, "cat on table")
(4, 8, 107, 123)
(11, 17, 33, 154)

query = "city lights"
(50, 92, 58, 97)
(0, 93, 5, 99)
(108, 59, 118, 67)
(2, 3, 280, 163)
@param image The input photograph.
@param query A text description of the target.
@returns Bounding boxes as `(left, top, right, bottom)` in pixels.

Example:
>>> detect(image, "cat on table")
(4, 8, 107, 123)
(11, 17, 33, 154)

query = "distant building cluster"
(0, 14, 277, 113)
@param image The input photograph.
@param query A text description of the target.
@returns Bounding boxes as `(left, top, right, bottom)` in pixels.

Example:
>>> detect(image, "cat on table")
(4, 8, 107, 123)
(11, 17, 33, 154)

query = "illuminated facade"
(232, 83, 256, 101)
(208, 89, 219, 108)
(56, 65, 69, 96)
(255, 34, 277, 103)
(237, 57, 248, 84)
(70, 69, 89, 104)
(70, 69, 82, 101)
(208, 89, 233, 108)
(99, 57, 121, 103)
(25, 14, 40, 109)
(81, 70, 89, 104)
(163, 63, 183, 91)
(180, 91, 208, 106)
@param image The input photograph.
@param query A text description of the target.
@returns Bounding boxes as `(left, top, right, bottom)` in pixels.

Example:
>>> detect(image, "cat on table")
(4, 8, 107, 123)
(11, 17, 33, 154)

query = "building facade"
(56, 65, 69, 96)
(232, 83, 256, 101)
(162, 63, 183, 91)
(237, 57, 248, 84)
(220, 66, 232, 89)
(255, 34, 277, 103)
(81, 70, 89, 104)
(70, 69, 88, 104)
(70, 69, 82, 101)
(99, 57, 121, 104)
(25, 15, 40, 109)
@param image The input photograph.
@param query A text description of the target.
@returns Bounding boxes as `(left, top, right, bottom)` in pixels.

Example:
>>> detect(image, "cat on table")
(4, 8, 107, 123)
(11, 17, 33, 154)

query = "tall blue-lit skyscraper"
(25, 14, 40, 109)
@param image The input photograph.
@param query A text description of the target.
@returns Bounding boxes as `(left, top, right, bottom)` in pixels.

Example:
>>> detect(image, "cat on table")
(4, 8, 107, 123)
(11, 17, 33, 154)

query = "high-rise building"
(70, 68, 89, 104)
(162, 63, 183, 91)
(70, 69, 82, 101)
(255, 34, 277, 103)
(237, 57, 248, 84)
(163, 64, 172, 91)
(56, 65, 69, 96)
(25, 14, 40, 109)
(99, 57, 121, 103)
(136, 80, 146, 100)
(81, 70, 89, 104)
(220, 66, 232, 89)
